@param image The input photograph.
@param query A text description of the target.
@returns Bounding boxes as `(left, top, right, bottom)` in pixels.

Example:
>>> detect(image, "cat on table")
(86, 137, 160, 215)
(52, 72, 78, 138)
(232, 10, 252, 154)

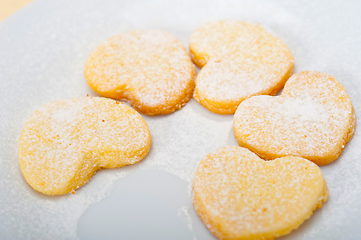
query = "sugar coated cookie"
(193, 146, 328, 240)
(18, 97, 151, 195)
(234, 71, 356, 165)
(84, 30, 196, 115)
(190, 20, 294, 114)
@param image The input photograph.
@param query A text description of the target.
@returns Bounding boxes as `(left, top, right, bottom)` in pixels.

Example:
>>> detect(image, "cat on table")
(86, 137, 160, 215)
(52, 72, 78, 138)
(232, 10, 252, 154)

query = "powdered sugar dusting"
(193, 146, 326, 238)
(85, 30, 196, 115)
(272, 96, 329, 123)
(178, 206, 193, 230)
(196, 57, 281, 101)
(18, 97, 151, 195)
(192, 20, 294, 114)
(1, 0, 361, 239)
(234, 71, 355, 164)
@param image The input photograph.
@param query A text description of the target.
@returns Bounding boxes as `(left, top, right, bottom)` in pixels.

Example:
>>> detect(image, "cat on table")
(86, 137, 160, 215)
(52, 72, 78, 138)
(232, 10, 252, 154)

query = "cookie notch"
(18, 97, 151, 195)
(85, 30, 196, 115)
(234, 71, 356, 165)
(190, 20, 294, 114)
(193, 146, 328, 240)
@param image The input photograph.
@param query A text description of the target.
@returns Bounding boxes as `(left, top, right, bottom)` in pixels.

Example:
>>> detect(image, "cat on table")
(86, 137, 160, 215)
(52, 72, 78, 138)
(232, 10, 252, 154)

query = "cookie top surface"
(84, 30, 196, 115)
(18, 97, 151, 195)
(234, 71, 355, 165)
(189, 20, 293, 69)
(193, 146, 328, 240)
(190, 20, 294, 114)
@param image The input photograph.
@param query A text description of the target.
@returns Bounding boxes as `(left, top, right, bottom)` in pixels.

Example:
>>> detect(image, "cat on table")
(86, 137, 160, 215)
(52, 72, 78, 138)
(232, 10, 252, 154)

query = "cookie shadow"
(189, 99, 234, 123)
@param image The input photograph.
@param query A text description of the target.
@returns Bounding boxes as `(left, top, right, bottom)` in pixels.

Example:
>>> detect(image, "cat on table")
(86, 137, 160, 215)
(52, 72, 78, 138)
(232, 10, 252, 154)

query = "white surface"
(0, 0, 361, 239)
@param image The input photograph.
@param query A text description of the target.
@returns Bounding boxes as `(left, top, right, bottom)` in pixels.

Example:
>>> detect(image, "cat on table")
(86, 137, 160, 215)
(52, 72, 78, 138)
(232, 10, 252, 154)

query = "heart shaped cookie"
(84, 30, 196, 115)
(234, 71, 355, 165)
(193, 146, 328, 240)
(190, 20, 294, 114)
(18, 97, 151, 195)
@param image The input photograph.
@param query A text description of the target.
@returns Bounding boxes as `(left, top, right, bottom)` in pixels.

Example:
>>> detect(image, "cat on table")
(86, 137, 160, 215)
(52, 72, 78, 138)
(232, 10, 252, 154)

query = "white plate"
(1, 0, 361, 239)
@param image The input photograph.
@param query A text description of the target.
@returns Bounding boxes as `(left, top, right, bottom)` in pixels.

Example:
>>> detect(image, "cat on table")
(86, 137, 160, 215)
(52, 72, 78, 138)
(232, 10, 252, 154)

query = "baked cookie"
(18, 97, 151, 195)
(190, 20, 294, 114)
(84, 30, 196, 115)
(234, 71, 356, 165)
(193, 146, 328, 240)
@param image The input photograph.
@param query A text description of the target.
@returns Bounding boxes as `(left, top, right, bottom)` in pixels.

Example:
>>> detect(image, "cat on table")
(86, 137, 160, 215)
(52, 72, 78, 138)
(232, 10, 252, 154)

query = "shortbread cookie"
(190, 20, 294, 114)
(18, 97, 151, 195)
(193, 146, 328, 240)
(84, 30, 196, 115)
(234, 71, 356, 165)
